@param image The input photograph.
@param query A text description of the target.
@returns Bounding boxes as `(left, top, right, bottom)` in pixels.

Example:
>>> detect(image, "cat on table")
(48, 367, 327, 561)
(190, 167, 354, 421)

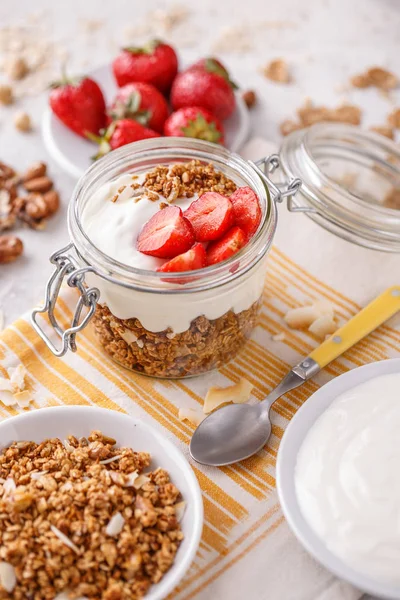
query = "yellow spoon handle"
(309, 286, 400, 369)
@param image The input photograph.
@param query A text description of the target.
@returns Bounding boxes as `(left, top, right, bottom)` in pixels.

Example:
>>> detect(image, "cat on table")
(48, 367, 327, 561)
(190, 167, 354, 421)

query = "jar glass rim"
(280, 123, 400, 253)
(68, 138, 277, 294)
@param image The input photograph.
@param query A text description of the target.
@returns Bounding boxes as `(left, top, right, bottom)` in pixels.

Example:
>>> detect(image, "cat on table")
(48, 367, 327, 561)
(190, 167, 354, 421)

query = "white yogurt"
(81, 172, 266, 332)
(295, 372, 400, 585)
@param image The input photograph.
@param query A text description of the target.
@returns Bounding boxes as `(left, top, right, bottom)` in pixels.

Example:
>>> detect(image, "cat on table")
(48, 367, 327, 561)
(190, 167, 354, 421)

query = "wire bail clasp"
(31, 244, 100, 357)
(251, 154, 314, 213)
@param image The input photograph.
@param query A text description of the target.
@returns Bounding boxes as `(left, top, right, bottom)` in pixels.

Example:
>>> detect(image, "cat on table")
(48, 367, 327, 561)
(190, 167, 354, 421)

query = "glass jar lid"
(279, 123, 400, 252)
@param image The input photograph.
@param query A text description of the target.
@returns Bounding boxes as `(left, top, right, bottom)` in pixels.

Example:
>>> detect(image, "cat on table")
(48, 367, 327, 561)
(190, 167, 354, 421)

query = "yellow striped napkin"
(1, 245, 398, 599)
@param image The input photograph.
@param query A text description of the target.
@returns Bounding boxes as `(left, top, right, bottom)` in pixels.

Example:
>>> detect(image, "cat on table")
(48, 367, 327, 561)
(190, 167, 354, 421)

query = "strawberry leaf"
(123, 39, 161, 55)
(181, 114, 222, 143)
(204, 58, 238, 90)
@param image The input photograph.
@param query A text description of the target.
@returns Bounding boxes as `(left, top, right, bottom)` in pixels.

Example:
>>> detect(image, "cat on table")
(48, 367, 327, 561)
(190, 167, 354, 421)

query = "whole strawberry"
(94, 119, 160, 159)
(49, 76, 106, 138)
(108, 82, 169, 133)
(164, 107, 225, 145)
(171, 58, 236, 120)
(112, 40, 178, 93)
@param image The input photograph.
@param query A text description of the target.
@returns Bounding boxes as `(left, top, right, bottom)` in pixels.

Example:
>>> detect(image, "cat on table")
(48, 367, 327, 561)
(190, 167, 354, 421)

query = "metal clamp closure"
(252, 154, 315, 214)
(31, 244, 100, 357)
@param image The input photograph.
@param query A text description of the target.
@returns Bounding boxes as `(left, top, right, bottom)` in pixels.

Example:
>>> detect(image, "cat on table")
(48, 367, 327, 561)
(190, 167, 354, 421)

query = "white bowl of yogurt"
(277, 358, 400, 600)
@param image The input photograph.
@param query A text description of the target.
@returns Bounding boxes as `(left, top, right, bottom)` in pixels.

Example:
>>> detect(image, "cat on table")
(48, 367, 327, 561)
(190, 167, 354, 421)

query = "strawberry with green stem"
(90, 119, 160, 160)
(49, 74, 106, 138)
(108, 82, 169, 133)
(112, 40, 178, 93)
(171, 58, 237, 120)
(164, 107, 225, 144)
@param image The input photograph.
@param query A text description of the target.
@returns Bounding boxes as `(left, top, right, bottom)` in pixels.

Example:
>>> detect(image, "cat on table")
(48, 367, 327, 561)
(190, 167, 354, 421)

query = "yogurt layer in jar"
(77, 141, 274, 378)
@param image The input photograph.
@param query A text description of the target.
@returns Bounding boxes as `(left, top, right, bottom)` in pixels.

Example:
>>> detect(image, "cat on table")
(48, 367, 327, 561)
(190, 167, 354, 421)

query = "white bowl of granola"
(0, 406, 203, 599)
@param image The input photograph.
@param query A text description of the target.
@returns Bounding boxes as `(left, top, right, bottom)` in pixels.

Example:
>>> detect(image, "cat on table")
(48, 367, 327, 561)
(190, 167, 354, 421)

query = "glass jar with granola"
(32, 138, 300, 378)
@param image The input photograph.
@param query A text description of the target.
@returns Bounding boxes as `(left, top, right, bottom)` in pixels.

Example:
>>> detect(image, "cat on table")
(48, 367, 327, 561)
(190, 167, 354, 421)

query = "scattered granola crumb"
(370, 125, 395, 140)
(281, 100, 362, 135)
(242, 89, 257, 108)
(0, 84, 13, 105)
(388, 108, 400, 129)
(5, 56, 28, 80)
(203, 378, 254, 414)
(13, 111, 32, 132)
(280, 119, 301, 136)
(212, 25, 252, 53)
(351, 67, 398, 91)
(383, 188, 400, 210)
(262, 58, 291, 83)
(178, 407, 205, 426)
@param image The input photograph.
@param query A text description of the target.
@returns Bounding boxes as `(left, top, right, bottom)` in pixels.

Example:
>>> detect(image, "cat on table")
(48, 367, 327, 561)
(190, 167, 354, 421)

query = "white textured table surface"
(0, 1, 399, 598)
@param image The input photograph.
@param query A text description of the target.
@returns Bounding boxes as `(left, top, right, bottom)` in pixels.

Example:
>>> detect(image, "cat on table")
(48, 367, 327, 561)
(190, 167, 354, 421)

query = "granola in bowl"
(0, 431, 184, 599)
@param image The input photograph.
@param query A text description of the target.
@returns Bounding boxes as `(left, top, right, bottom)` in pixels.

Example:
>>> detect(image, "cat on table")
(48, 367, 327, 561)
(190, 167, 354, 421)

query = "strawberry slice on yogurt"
(206, 226, 246, 265)
(183, 192, 234, 242)
(229, 186, 262, 238)
(137, 205, 195, 259)
(157, 243, 206, 273)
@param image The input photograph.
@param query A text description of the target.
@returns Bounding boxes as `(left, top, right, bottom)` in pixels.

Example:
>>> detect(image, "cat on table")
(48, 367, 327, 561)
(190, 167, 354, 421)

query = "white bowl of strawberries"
(42, 40, 249, 179)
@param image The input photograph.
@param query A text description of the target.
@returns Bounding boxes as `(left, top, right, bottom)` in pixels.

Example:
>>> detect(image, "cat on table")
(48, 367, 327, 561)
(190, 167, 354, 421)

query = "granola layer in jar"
(49, 139, 277, 378)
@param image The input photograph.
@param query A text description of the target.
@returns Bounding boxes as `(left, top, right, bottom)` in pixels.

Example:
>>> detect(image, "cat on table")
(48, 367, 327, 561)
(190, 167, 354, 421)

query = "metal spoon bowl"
(190, 286, 400, 467)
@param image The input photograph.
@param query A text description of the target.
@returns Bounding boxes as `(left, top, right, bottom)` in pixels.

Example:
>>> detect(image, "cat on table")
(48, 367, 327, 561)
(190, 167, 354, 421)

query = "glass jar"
(31, 138, 300, 379)
(279, 123, 400, 252)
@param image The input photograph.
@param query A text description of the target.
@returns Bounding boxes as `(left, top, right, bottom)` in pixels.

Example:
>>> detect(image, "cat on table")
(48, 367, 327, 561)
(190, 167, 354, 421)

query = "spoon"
(190, 286, 400, 466)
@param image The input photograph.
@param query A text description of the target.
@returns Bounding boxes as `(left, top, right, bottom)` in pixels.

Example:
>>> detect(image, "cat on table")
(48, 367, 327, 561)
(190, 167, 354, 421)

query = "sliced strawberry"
(206, 226, 246, 266)
(183, 192, 234, 242)
(229, 186, 262, 238)
(157, 243, 206, 273)
(137, 206, 195, 258)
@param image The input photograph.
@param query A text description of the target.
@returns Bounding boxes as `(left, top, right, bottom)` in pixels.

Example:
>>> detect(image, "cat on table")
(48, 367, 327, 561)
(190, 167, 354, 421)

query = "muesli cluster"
(92, 300, 261, 378)
(0, 431, 184, 599)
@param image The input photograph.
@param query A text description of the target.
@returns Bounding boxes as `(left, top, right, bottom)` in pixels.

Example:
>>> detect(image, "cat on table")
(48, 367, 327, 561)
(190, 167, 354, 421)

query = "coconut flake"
(50, 525, 80, 554)
(0, 390, 15, 407)
(0, 562, 16, 593)
(284, 306, 319, 329)
(120, 329, 138, 344)
(174, 501, 186, 522)
(105, 511, 125, 536)
(13, 390, 32, 408)
(2, 478, 16, 496)
(133, 474, 151, 490)
(203, 378, 254, 414)
(100, 455, 122, 465)
(60, 481, 73, 492)
(7, 364, 27, 392)
(178, 407, 205, 426)
(110, 470, 138, 487)
(125, 470, 139, 487)
(30, 470, 49, 480)
(63, 439, 75, 453)
(308, 314, 337, 339)
(0, 377, 13, 393)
